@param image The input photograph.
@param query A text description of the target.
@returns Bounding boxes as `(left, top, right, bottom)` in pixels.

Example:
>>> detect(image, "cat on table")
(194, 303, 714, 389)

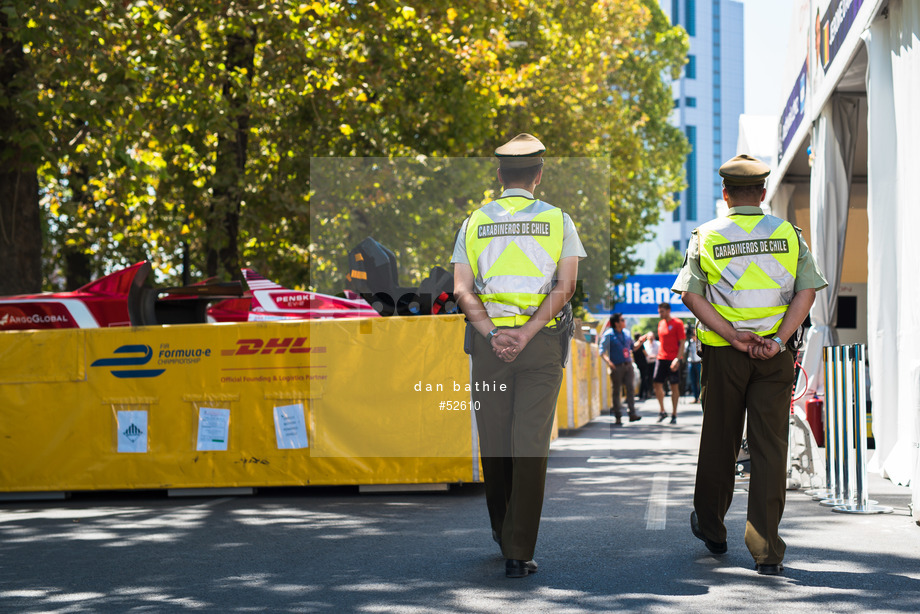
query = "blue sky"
(741, 0, 796, 116)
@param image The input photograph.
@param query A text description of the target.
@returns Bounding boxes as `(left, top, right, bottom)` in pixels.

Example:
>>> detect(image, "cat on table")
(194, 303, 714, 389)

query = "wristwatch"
(488, 328, 500, 340)
(772, 336, 786, 353)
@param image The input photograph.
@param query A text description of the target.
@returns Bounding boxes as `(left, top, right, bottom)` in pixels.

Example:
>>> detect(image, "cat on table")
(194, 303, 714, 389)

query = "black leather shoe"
(657, 413, 667, 423)
(755, 563, 784, 576)
(690, 511, 727, 555)
(629, 414, 642, 422)
(492, 530, 502, 549)
(505, 559, 538, 578)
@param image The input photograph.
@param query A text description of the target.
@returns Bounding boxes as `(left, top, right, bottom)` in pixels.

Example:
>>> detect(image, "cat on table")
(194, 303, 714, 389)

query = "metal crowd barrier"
(808, 344, 892, 514)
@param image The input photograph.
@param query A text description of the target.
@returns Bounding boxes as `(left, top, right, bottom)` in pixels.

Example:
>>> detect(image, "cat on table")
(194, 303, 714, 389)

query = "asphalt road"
(1, 397, 918, 613)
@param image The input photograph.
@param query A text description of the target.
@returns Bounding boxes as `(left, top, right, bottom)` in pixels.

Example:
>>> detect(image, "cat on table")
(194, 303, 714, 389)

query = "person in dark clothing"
(633, 332, 651, 400)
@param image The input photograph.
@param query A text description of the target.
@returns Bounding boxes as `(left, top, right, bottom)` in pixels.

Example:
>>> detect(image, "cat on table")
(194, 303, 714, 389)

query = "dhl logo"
(221, 338, 327, 356)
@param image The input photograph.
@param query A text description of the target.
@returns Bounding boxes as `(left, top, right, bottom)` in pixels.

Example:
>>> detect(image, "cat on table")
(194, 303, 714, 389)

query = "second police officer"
(673, 154, 827, 576)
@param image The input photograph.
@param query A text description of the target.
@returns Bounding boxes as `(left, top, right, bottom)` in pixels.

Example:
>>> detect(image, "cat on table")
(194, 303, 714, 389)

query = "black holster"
(543, 303, 575, 367)
(463, 320, 475, 355)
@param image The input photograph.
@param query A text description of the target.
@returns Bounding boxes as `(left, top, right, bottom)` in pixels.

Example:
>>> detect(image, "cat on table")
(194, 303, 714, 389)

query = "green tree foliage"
(492, 1, 689, 283)
(636, 317, 658, 336)
(0, 0, 688, 296)
(309, 0, 688, 302)
(655, 246, 684, 273)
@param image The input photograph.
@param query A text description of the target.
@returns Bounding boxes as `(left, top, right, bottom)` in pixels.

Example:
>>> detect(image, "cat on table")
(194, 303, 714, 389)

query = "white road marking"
(645, 472, 671, 530)
(646, 428, 673, 530)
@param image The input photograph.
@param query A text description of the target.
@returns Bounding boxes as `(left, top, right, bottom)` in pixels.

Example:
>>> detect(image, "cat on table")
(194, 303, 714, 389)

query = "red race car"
(0, 262, 151, 331)
(207, 269, 380, 322)
(0, 263, 379, 331)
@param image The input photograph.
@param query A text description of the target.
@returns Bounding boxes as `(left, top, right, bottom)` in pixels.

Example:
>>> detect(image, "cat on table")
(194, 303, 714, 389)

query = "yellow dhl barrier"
(0, 315, 604, 493)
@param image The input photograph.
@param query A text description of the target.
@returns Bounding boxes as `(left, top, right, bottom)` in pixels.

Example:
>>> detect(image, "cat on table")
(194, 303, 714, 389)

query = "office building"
(635, 0, 745, 270)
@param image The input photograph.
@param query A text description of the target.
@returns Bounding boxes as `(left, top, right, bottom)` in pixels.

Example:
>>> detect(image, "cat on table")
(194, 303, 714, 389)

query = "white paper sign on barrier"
(197, 407, 230, 451)
(117, 410, 148, 454)
(274, 403, 309, 450)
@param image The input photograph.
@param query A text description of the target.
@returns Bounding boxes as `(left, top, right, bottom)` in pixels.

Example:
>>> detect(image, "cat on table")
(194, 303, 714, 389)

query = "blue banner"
(609, 274, 692, 317)
(779, 61, 807, 163)
(816, 0, 866, 74)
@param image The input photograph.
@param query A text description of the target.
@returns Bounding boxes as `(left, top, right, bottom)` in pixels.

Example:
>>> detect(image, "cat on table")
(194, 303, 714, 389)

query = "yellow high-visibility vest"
(696, 212, 800, 346)
(465, 196, 564, 327)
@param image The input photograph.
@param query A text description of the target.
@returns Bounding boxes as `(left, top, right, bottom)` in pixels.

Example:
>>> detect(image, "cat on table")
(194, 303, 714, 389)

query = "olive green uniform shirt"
(672, 206, 828, 304)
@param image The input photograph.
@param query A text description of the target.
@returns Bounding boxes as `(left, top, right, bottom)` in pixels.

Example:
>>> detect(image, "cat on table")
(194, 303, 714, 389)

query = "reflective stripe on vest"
(465, 196, 563, 327)
(696, 213, 800, 346)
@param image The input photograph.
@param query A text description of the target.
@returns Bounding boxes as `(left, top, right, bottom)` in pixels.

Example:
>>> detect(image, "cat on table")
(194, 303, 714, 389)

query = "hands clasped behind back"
(491, 328, 533, 363)
(748, 335, 782, 360)
(730, 331, 777, 360)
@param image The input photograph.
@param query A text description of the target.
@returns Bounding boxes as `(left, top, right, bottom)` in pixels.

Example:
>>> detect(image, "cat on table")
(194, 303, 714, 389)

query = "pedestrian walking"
(652, 302, 685, 424)
(599, 313, 642, 425)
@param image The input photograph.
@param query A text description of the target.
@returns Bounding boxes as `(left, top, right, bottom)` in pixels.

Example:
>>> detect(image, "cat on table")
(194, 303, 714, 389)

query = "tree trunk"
(0, 12, 42, 294)
(207, 28, 257, 280)
(63, 164, 92, 290)
(0, 169, 40, 294)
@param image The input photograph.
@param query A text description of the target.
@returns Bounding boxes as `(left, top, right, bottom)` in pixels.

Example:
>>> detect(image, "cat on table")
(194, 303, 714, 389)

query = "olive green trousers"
(694, 343, 794, 565)
(470, 329, 563, 561)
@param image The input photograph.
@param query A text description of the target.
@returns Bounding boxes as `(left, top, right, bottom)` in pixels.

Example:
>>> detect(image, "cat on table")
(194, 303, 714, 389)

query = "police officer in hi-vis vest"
(673, 154, 827, 576)
(451, 133, 586, 578)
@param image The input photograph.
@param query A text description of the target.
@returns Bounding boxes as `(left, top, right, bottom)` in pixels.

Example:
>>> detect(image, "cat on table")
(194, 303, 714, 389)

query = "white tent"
(764, 0, 920, 520)
(863, 0, 920, 507)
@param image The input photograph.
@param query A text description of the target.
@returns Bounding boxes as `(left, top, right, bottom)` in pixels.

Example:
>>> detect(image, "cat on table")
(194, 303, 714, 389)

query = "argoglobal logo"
(0, 313, 68, 325)
(91, 345, 165, 379)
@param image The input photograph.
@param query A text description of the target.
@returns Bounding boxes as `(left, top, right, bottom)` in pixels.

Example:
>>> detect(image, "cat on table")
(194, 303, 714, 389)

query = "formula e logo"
(221, 337, 326, 356)
(91, 345, 166, 378)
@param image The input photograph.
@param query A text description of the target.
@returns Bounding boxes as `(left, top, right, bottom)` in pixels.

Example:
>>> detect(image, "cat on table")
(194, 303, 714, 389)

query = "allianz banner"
(612, 274, 692, 317)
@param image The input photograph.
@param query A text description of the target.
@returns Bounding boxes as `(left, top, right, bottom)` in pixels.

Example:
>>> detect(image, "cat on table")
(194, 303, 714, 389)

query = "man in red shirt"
(654, 302, 685, 424)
